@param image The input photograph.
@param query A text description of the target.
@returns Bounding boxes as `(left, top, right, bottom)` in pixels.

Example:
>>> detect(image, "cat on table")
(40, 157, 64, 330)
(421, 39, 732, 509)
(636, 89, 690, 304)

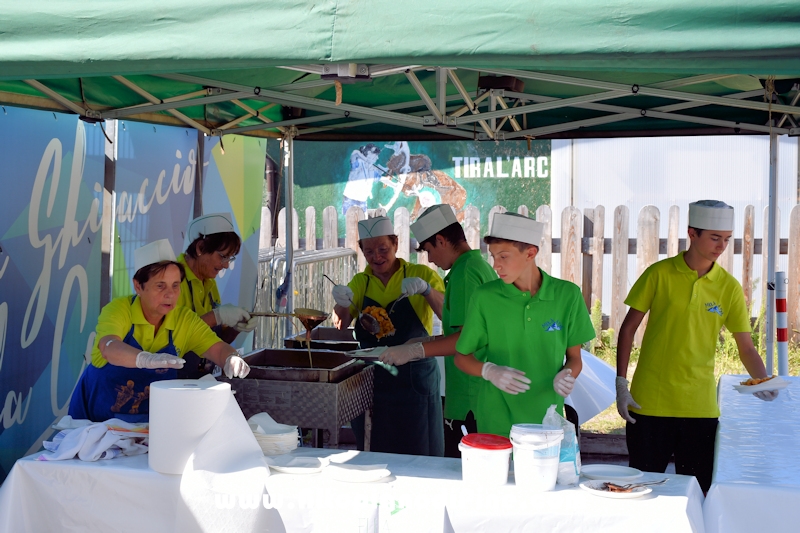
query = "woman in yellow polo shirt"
(176, 213, 257, 378)
(332, 216, 446, 456)
(68, 239, 250, 423)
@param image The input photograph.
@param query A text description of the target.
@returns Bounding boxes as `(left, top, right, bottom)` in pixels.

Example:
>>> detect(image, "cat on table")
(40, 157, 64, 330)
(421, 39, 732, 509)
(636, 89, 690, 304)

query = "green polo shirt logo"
(542, 319, 563, 332)
(705, 302, 723, 316)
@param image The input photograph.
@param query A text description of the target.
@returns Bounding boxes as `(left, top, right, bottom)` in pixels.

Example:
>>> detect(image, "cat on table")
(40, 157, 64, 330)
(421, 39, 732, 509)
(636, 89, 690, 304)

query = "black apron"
(177, 280, 221, 379)
(351, 266, 444, 457)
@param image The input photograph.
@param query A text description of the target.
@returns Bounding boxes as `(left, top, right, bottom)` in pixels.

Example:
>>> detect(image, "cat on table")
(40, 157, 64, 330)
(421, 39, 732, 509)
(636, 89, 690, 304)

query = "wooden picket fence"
(261, 203, 800, 343)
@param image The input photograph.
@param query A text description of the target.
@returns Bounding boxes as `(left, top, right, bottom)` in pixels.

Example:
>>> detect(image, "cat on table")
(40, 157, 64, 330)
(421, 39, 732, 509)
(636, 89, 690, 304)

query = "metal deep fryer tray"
(242, 348, 364, 383)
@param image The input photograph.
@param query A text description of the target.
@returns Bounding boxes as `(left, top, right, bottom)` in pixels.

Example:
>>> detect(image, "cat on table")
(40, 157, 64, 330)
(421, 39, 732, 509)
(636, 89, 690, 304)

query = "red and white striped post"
(775, 271, 788, 376)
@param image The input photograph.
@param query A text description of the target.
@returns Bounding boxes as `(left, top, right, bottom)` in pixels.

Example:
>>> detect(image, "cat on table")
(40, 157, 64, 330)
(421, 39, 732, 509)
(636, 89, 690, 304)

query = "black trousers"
(626, 413, 718, 493)
(443, 410, 478, 459)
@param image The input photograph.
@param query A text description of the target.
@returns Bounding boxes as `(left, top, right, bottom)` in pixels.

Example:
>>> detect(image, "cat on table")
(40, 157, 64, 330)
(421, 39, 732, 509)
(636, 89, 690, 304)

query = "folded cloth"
(39, 418, 149, 462)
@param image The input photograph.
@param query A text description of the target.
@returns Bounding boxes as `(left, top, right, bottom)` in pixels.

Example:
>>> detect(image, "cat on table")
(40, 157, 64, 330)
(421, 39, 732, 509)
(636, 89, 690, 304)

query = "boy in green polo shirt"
(451, 212, 595, 437)
(379, 204, 497, 457)
(616, 200, 779, 493)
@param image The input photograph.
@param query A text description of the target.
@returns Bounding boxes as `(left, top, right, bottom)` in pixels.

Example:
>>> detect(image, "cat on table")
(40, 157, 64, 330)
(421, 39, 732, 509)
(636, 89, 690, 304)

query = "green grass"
(580, 320, 800, 435)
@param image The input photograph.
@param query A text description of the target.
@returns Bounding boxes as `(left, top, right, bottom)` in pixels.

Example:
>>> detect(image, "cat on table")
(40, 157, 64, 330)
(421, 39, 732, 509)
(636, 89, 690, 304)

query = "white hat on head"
(487, 212, 543, 246)
(358, 216, 395, 240)
(134, 239, 176, 272)
(688, 200, 734, 231)
(411, 204, 459, 243)
(187, 213, 235, 242)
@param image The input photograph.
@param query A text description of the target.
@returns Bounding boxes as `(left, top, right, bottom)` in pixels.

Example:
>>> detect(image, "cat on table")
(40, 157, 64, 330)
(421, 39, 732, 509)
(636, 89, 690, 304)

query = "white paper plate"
(346, 347, 387, 360)
(581, 465, 643, 481)
(580, 480, 652, 499)
(323, 463, 392, 483)
(733, 376, 789, 394)
(264, 455, 329, 474)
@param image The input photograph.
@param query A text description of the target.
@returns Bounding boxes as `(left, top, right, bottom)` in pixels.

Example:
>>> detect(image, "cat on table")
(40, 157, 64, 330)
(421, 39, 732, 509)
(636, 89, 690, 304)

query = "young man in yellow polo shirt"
(451, 212, 595, 437)
(616, 200, 780, 493)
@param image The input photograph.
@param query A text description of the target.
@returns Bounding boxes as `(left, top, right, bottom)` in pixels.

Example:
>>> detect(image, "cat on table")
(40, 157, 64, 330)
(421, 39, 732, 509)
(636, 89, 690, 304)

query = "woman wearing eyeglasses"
(332, 216, 446, 456)
(176, 213, 257, 378)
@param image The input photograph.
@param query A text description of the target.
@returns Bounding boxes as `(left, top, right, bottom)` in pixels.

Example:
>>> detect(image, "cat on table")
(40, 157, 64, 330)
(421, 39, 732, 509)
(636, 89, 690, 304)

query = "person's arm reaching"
(615, 309, 646, 423)
(733, 331, 779, 401)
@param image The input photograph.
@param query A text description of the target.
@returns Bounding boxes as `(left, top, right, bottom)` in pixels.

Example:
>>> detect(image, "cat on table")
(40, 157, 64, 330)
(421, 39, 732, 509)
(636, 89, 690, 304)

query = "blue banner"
(0, 107, 105, 480)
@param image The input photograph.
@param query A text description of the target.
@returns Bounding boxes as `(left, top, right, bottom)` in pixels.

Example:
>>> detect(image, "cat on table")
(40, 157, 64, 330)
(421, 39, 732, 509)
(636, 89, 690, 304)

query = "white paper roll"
(149, 379, 232, 475)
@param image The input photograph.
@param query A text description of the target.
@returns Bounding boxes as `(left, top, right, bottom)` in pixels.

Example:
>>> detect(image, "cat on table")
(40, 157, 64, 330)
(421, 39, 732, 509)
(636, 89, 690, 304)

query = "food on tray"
(363, 306, 395, 339)
(603, 482, 633, 493)
(740, 375, 776, 386)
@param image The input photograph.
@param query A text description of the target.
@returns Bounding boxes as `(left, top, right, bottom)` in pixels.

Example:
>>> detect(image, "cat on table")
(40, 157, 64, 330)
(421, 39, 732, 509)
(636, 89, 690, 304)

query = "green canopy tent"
(1, 0, 799, 371)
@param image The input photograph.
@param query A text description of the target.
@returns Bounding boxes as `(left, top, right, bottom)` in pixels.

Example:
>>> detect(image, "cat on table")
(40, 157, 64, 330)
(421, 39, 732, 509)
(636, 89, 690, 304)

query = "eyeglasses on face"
(216, 251, 237, 263)
(362, 246, 391, 258)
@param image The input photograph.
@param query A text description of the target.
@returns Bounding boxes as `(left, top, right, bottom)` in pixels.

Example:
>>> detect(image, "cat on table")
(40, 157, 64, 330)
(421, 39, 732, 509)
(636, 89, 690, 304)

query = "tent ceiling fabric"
(1, 1, 799, 140)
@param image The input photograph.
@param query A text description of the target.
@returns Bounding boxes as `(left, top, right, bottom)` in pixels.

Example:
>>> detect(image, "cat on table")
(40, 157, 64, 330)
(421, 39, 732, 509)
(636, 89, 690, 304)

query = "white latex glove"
(401, 277, 431, 297)
(553, 368, 575, 398)
(214, 304, 251, 328)
(615, 376, 641, 424)
(379, 343, 425, 366)
(135, 351, 185, 370)
(332, 285, 354, 307)
(223, 354, 250, 379)
(481, 362, 531, 394)
(234, 316, 259, 333)
(754, 390, 779, 401)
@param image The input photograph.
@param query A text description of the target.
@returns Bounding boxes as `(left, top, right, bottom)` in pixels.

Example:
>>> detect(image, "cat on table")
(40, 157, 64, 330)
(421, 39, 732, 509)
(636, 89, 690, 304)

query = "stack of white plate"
(253, 428, 299, 456)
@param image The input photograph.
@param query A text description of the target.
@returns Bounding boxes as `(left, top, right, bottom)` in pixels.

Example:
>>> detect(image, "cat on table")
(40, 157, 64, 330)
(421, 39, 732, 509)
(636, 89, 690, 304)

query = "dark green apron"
(351, 265, 444, 457)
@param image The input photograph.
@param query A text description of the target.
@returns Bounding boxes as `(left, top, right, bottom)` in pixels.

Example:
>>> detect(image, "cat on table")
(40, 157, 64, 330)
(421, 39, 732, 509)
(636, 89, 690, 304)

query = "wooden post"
(718, 207, 735, 273)
(762, 205, 781, 313)
(394, 207, 410, 261)
(535, 205, 552, 275)
(305, 206, 316, 251)
(260, 206, 272, 250)
(591, 205, 605, 311)
(789, 205, 800, 341)
(464, 205, 481, 251)
(517, 205, 529, 217)
(742, 205, 756, 310)
(322, 206, 338, 249)
(610, 205, 629, 343)
(582, 208, 594, 309)
(276, 208, 298, 249)
(634, 206, 660, 347)
(561, 206, 581, 284)
(667, 205, 680, 257)
(346, 206, 366, 271)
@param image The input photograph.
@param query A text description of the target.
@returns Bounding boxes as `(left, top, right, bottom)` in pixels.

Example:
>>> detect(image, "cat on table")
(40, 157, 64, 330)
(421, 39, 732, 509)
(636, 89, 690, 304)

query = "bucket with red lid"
(458, 433, 513, 486)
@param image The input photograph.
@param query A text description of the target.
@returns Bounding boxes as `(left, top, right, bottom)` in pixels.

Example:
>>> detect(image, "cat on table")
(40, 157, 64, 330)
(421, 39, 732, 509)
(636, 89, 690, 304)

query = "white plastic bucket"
(510, 424, 564, 491)
(458, 433, 513, 486)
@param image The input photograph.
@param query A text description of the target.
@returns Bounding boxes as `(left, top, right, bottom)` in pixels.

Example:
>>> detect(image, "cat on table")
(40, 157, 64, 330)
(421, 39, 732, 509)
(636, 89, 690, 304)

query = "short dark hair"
(133, 261, 185, 286)
(358, 234, 398, 250)
(415, 222, 467, 252)
(483, 236, 538, 252)
(185, 231, 241, 259)
(688, 226, 704, 236)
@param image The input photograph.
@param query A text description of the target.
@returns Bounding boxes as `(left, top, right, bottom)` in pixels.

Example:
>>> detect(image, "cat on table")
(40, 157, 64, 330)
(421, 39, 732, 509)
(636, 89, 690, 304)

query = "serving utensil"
(603, 478, 668, 492)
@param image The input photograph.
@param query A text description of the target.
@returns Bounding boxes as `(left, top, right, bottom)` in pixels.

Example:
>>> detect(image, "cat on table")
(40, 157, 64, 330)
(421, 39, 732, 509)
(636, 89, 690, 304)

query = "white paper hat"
(187, 212, 235, 242)
(688, 200, 734, 231)
(134, 239, 176, 272)
(487, 212, 543, 246)
(358, 216, 395, 240)
(411, 204, 459, 242)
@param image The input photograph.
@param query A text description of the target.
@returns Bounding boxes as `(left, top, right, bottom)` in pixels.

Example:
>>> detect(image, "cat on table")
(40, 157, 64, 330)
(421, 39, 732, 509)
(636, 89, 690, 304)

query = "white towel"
(39, 418, 149, 461)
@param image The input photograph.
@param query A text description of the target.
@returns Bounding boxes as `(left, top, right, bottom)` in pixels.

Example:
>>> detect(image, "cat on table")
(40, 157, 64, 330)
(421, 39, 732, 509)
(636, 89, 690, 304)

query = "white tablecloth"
(704, 375, 800, 533)
(0, 448, 704, 533)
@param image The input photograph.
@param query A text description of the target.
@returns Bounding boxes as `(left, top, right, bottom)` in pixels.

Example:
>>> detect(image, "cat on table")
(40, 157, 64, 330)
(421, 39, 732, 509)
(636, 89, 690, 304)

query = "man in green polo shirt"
(379, 204, 497, 457)
(451, 212, 595, 437)
(616, 200, 780, 493)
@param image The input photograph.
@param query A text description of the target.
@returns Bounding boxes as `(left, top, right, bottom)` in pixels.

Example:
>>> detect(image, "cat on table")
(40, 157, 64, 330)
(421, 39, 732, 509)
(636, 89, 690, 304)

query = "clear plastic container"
(458, 433, 513, 486)
(510, 424, 564, 491)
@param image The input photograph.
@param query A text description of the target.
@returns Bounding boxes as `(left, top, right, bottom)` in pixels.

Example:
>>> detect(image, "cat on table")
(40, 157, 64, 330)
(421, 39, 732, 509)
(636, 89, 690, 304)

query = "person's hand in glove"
(401, 277, 431, 297)
(223, 354, 250, 379)
(553, 368, 575, 398)
(379, 343, 425, 366)
(482, 362, 531, 394)
(332, 285, 354, 307)
(214, 304, 251, 328)
(615, 376, 641, 423)
(234, 317, 259, 333)
(754, 390, 779, 401)
(136, 351, 185, 369)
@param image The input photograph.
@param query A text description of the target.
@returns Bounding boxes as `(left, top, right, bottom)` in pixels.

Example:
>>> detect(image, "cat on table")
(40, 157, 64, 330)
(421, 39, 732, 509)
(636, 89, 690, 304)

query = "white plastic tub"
(458, 433, 513, 486)
(510, 424, 564, 491)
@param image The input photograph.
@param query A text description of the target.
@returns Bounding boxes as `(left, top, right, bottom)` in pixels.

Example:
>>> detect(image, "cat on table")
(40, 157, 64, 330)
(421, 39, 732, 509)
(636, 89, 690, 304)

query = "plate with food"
(361, 306, 396, 339)
(581, 465, 643, 481)
(579, 480, 652, 499)
(733, 376, 789, 394)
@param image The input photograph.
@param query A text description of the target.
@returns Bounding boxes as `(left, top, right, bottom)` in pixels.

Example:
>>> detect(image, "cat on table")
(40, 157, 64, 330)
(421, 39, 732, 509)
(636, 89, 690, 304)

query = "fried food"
(740, 375, 776, 386)
(603, 482, 633, 493)
(363, 306, 395, 339)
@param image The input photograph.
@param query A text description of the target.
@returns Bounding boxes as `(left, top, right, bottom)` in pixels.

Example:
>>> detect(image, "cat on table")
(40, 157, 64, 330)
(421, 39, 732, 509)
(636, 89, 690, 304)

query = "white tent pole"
(765, 129, 778, 375)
